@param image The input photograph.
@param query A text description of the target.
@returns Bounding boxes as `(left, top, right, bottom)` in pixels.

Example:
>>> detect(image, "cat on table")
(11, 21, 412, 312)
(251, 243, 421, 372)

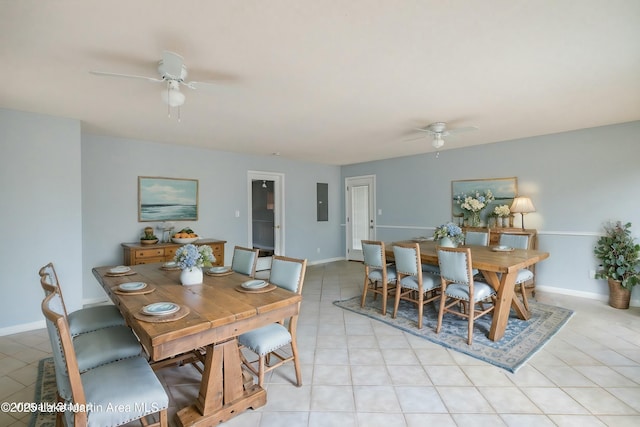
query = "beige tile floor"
(1, 260, 640, 426)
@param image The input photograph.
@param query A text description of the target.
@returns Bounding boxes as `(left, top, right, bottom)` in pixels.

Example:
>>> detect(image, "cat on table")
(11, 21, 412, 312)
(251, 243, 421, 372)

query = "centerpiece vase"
(180, 267, 203, 286)
(439, 236, 457, 248)
(468, 211, 481, 227)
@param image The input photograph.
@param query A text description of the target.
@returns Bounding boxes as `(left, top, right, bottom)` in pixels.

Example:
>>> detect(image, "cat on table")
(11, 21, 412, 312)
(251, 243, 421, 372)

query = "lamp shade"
(510, 196, 535, 213)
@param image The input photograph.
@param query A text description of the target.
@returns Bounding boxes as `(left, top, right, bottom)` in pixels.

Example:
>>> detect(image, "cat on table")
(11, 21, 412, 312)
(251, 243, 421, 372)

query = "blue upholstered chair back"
(231, 246, 259, 276)
(499, 233, 530, 249)
(393, 244, 420, 276)
(437, 248, 472, 285)
(269, 256, 307, 294)
(465, 231, 489, 246)
(362, 241, 384, 269)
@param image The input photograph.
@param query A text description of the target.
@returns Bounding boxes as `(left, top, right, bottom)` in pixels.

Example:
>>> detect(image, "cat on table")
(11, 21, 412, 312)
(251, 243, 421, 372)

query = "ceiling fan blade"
(413, 127, 435, 134)
(183, 80, 219, 90)
(90, 70, 163, 83)
(404, 135, 428, 142)
(447, 126, 478, 134)
(161, 51, 185, 80)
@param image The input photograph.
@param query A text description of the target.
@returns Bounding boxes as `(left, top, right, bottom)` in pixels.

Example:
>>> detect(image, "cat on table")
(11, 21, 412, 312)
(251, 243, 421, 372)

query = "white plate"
(163, 261, 178, 268)
(492, 245, 514, 252)
(109, 265, 131, 274)
(209, 266, 229, 273)
(119, 282, 147, 292)
(241, 279, 268, 289)
(142, 302, 180, 316)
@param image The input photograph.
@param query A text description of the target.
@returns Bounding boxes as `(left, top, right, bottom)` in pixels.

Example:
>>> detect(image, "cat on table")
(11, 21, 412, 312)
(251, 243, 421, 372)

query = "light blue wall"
(0, 109, 83, 331)
(81, 135, 343, 301)
(341, 121, 640, 304)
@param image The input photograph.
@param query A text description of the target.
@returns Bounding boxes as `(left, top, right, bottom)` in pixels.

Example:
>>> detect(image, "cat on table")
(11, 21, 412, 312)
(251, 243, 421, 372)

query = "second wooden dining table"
(386, 240, 550, 342)
(92, 263, 302, 427)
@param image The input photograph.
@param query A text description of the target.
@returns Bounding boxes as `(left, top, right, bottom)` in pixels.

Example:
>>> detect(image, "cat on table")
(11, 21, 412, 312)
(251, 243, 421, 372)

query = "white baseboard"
(0, 319, 45, 337)
(307, 257, 346, 266)
(536, 285, 639, 307)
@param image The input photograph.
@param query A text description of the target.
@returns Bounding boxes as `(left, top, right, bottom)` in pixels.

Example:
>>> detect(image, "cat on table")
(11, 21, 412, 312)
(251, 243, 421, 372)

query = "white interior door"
(248, 171, 284, 255)
(345, 175, 375, 261)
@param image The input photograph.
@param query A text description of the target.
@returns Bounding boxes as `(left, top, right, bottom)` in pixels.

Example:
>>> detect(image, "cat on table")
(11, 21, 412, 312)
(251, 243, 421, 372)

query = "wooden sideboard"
(462, 227, 538, 297)
(121, 239, 226, 266)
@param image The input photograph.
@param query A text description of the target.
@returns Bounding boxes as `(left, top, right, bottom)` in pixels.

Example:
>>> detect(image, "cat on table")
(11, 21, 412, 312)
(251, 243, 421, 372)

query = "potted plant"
(594, 221, 640, 309)
(433, 222, 465, 247)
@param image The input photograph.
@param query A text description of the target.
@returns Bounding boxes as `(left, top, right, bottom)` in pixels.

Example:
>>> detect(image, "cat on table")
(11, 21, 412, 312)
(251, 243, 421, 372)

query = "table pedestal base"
(176, 339, 267, 426)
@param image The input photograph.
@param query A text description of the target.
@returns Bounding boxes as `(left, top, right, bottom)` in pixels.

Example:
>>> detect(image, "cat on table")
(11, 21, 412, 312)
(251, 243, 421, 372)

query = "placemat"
(133, 305, 190, 323)
(160, 266, 181, 271)
(105, 270, 137, 277)
(235, 283, 277, 293)
(205, 270, 234, 277)
(113, 284, 157, 296)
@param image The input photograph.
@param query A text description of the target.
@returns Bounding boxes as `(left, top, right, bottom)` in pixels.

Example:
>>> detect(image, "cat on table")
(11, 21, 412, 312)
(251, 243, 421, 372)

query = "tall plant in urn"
(594, 221, 640, 309)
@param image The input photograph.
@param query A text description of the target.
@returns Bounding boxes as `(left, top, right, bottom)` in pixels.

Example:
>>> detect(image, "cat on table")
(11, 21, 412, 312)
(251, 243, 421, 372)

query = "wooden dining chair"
(392, 242, 440, 329)
(42, 292, 169, 427)
(39, 263, 143, 373)
(499, 232, 535, 310)
(360, 240, 396, 315)
(231, 246, 260, 277)
(436, 247, 496, 345)
(238, 255, 307, 387)
(38, 262, 125, 336)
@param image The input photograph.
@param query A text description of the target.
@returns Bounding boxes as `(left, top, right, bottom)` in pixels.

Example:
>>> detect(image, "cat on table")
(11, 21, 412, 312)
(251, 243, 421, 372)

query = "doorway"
(248, 171, 284, 256)
(345, 175, 375, 261)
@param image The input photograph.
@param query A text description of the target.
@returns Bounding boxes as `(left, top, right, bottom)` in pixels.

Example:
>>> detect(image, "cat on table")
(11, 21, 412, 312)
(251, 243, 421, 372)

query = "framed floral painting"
(451, 177, 517, 226)
(138, 177, 199, 222)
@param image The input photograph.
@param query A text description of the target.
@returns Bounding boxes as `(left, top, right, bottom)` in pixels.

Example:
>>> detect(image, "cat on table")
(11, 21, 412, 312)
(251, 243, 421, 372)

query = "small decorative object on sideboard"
(594, 221, 640, 309)
(140, 226, 159, 245)
(172, 227, 199, 244)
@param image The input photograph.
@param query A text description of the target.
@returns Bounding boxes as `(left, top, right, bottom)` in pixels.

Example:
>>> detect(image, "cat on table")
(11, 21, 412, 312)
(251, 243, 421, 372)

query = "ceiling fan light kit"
(161, 81, 185, 107)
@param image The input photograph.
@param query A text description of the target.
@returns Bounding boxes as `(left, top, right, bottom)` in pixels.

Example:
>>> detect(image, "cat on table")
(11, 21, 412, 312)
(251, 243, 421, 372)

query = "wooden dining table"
(92, 263, 301, 427)
(386, 240, 550, 341)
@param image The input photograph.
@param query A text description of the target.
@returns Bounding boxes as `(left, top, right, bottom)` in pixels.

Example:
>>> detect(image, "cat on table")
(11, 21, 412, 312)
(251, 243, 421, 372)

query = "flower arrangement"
(433, 222, 465, 245)
(174, 244, 215, 271)
(456, 190, 495, 213)
(493, 204, 511, 217)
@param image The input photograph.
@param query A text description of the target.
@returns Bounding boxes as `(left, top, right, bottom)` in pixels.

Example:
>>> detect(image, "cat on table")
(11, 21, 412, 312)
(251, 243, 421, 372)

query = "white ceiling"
(2, 1, 639, 165)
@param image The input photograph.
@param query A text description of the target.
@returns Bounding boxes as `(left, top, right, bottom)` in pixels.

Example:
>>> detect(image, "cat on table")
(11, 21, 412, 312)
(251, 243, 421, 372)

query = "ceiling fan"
(90, 50, 216, 119)
(412, 122, 478, 149)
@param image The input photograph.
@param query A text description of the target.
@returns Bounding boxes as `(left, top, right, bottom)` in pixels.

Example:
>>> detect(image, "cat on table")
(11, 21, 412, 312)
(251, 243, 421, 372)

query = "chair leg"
(417, 291, 424, 329)
(520, 283, 530, 311)
(360, 276, 369, 308)
(380, 282, 388, 315)
(467, 301, 474, 345)
(258, 355, 266, 387)
(291, 338, 302, 386)
(435, 293, 446, 334)
(392, 282, 402, 319)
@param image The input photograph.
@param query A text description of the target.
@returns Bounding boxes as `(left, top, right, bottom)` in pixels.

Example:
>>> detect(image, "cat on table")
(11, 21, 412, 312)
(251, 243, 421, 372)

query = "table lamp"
(510, 196, 536, 230)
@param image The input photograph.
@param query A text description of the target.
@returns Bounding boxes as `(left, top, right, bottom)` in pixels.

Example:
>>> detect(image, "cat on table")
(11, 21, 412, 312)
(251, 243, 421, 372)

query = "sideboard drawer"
(136, 248, 165, 259)
(134, 257, 165, 265)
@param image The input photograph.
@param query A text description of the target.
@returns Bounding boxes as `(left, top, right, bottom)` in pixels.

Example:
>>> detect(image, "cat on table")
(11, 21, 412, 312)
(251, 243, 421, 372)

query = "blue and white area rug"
(334, 295, 574, 373)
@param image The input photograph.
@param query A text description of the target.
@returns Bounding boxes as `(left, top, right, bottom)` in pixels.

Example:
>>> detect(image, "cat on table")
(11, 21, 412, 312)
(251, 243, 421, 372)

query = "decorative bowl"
(172, 237, 199, 244)
(140, 239, 159, 245)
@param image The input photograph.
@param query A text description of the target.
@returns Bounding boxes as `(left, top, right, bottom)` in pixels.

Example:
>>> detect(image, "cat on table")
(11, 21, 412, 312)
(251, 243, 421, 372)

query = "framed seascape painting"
(138, 177, 198, 222)
(451, 177, 517, 226)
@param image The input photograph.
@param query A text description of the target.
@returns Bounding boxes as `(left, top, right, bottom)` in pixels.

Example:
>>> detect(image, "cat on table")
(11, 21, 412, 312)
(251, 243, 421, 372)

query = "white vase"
(180, 267, 203, 286)
(439, 236, 457, 248)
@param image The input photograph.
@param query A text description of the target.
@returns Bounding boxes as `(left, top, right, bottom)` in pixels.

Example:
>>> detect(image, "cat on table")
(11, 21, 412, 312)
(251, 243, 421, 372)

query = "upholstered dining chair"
(42, 292, 169, 427)
(238, 255, 307, 387)
(39, 262, 125, 336)
(39, 263, 142, 373)
(499, 232, 535, 310)
(392, 242, 440, 329)
(436, 247, 496, 345)
(231, 246, 260, 277)
(465, 231, 489, 246)
(360, 240, 396, 315)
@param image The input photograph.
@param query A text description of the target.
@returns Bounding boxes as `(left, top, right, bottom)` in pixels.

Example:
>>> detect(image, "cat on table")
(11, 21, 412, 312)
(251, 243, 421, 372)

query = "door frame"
(345, 175, 376, 261)
(247, 171, 285, 255)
